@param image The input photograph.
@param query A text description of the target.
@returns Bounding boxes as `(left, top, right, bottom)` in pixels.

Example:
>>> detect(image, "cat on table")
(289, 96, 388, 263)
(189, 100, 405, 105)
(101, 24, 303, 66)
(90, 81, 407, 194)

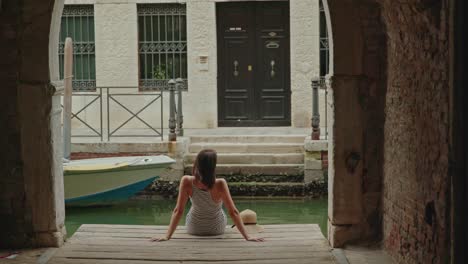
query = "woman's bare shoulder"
(214, 178, 228, 188)
(180, 175, 194, 185)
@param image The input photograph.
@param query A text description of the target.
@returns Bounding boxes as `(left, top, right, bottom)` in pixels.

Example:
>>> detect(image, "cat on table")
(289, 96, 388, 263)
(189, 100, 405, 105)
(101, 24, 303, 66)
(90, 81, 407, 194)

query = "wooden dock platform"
(47, 224, 336, 264)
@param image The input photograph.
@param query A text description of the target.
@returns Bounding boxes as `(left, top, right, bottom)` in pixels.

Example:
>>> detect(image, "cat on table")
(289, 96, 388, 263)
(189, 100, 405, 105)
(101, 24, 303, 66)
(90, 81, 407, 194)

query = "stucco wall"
(290, 0, 320, 127)
(64, 0, 321, 132)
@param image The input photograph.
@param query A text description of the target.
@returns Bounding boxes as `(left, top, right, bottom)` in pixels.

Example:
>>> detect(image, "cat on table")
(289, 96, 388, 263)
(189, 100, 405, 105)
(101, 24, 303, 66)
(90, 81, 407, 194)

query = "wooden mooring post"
(63, 37, 73, 159)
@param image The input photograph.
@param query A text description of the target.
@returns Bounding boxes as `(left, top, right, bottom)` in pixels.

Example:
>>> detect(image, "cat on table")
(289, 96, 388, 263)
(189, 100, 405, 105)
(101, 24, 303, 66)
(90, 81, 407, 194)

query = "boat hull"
(64, 155, 174, 205)
(65, 177, 157, 205)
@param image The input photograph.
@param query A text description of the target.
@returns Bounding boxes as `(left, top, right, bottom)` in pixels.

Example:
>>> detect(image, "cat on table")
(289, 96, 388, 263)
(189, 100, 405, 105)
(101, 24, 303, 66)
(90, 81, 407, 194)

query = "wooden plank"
(79, 224, 321, 230)
(48, 257, 335, 264)
(74, 228, 322, 236)
(47, 224, 335, 264)
(60, 245, 329, 254)
(68, 236, 326, 244)
(70, 231, 324, 239)
(63, 239, 330, 249)
(52, 251, 332, 261)
(77, 225, 322, 233)
(67, 238, 329, 247)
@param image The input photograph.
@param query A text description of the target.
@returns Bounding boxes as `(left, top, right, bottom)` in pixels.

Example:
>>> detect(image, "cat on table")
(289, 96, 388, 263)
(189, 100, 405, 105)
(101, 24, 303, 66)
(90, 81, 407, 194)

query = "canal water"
(65, 198, 328, 237)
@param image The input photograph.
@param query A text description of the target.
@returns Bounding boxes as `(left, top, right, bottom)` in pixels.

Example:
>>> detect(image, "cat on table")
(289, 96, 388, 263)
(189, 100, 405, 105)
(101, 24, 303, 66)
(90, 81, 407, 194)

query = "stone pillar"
(290, 0, 320, 127)
(185, 1, 218, 128)
(327, 75, 367, 247)
(0, 0, 66, 247)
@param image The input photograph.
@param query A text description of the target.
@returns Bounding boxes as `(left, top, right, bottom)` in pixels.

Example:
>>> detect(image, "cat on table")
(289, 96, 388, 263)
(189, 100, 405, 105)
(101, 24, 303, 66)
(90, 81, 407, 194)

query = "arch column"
(0, 0, 66, 247)
(325, 0, 387, 247)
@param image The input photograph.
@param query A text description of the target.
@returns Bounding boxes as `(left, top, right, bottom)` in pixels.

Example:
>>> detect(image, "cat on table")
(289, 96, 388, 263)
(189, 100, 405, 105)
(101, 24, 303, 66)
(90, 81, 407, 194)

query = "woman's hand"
(150, 236, 169, 242)
(246, 236, 265, 242)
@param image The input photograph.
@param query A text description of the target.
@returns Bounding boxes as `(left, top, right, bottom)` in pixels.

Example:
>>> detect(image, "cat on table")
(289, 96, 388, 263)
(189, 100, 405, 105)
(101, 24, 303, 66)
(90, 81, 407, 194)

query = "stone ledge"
(143, 180, 327, 198)
(328, 221, 362, 248)
(71, 137, 190, 155)
(305, 159, 323, 170)
(304, 138, 328, 152)
(305, 170, 324, 183)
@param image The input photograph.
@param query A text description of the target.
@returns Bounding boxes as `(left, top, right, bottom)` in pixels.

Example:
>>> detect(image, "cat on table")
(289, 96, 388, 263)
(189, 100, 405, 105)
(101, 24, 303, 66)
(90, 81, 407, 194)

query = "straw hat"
(234, 209, 264, 233)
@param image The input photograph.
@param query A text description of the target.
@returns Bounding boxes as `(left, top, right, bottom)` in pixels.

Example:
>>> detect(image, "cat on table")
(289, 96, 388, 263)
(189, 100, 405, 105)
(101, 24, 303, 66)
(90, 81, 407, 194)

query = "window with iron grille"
(137, 4, 188, 90)
(59, 5, 96, 91)
(319, 0, 329, 77)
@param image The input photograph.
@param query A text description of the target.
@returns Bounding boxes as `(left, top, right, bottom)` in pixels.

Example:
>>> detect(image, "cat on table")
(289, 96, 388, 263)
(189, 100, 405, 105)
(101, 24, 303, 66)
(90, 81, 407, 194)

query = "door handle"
(270, 60, 276, 78)
(233, 60, 239, 76)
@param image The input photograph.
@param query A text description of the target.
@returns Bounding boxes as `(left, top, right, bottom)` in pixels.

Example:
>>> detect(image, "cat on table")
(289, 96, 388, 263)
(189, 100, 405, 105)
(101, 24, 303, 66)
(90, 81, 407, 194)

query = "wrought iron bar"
(176, 78, 184, 136)
(62, 90, 103, 139)
(168, 79, 177, 141)
(137, 4, 188, 91)
(311, 78, 321, 140)
(59, 5, 96, 91)
(106, 87, 163, 140)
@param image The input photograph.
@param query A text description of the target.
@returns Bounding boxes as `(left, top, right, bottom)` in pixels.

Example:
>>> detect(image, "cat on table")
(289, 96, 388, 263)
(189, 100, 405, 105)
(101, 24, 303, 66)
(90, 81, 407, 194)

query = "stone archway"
(0, 0, 387, 248)
(322, 0, 388, 247)
(0, 0, 66, 247)
(0, 3, 453, 262)
(325, 2, 453, 263)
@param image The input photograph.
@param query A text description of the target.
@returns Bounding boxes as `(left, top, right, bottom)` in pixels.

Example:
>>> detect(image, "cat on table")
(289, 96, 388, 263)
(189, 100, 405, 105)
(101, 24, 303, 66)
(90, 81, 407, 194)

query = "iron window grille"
(319, 0, 329, 77)
(59, 5, 96, 91)
(137, 4, 188, 91)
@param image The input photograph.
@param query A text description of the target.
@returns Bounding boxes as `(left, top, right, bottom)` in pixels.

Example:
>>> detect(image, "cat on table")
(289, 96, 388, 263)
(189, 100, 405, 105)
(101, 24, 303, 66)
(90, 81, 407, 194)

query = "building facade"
(62, 0, 325, 136)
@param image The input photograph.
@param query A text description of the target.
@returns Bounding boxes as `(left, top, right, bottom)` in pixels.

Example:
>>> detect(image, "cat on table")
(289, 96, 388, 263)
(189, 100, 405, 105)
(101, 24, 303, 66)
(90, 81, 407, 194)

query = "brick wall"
(381, 1, 450, 263)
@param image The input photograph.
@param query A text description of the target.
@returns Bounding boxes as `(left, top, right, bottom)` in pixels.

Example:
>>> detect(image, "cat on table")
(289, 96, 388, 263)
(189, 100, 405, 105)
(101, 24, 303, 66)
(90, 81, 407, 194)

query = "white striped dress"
(186, 181, 227, 236)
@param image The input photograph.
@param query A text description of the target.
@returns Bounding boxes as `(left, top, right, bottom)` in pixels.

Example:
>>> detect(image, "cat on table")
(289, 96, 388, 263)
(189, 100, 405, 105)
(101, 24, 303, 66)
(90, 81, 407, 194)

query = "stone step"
(188, 143, 304, 154)
(227, 182, 305, 196)
(220, 174, 304, 183)
(185, 153, 304, 165)
(185, 164, 304, 176)
(189, 135, 305, 144)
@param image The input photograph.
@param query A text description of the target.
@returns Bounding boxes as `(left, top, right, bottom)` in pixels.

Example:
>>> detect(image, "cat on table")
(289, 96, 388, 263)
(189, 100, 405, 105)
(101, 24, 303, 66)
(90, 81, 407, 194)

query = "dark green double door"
(217, 1, 291, 127)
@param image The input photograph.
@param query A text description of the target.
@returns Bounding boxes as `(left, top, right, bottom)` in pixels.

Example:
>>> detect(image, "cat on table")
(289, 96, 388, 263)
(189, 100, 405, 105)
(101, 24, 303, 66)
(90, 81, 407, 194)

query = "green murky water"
(65, 198, 328, 237)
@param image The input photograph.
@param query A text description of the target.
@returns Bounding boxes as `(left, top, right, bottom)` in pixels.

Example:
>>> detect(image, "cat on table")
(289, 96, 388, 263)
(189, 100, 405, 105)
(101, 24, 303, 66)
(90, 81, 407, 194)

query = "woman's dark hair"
(192, 149, 217, 189)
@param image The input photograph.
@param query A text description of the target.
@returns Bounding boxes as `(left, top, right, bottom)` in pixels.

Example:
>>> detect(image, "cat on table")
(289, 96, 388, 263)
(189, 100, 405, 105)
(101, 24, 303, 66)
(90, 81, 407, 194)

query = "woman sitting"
(151, 149, 264, 242)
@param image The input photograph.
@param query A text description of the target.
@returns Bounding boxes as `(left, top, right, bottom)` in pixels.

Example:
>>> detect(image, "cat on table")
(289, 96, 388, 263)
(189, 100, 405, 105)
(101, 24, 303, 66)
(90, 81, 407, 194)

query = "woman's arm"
(150, 176, 190, 241)
(219, 179, 264, 242)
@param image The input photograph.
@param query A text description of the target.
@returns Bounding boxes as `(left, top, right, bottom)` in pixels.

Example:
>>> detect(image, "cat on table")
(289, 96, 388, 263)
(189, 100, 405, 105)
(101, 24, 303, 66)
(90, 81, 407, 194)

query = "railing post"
(311, 78, 321, 140)
(63, 37, 73, 159)
(168, 79, 177, 141)
(176, 78, 184, 137)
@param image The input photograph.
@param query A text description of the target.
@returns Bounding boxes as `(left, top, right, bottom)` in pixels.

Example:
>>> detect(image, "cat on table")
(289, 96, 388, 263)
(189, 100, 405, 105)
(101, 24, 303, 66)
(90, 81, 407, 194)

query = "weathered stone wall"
(0, 0, 28, 247)
(326, 0, 387, 247)
(0, 0, 66, 248)
(380, 1, 450, 263)
(355, 0, 387, 242)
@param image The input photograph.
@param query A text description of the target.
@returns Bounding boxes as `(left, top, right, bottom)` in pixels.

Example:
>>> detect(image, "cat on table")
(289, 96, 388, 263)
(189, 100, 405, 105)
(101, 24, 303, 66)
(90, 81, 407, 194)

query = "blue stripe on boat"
(65, 176, 158, 205)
